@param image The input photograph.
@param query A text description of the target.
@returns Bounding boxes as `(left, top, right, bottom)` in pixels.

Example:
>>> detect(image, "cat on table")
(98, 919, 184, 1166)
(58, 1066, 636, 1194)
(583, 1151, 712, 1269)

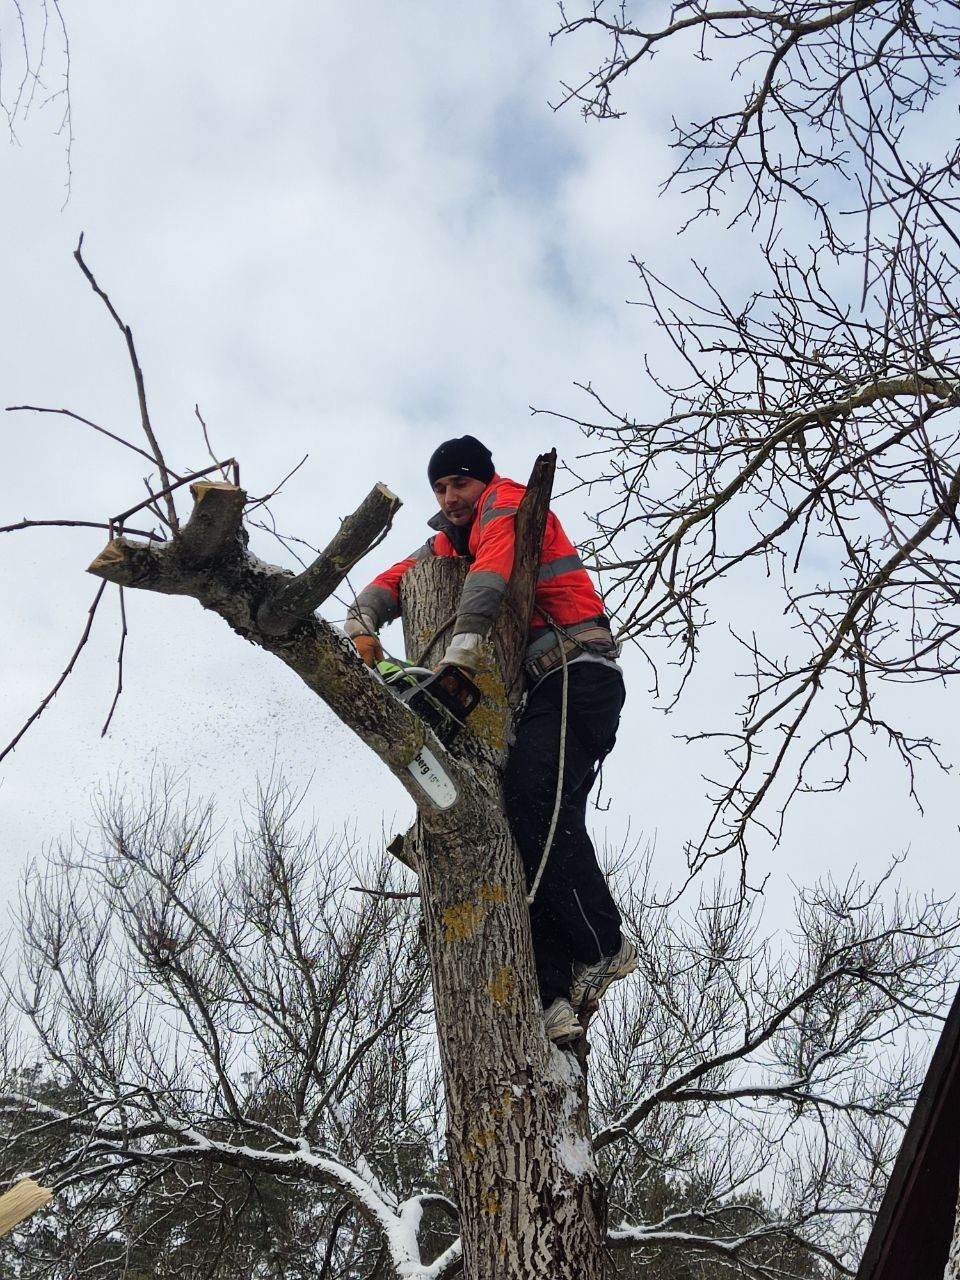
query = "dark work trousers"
(503, 661, 626, 1005)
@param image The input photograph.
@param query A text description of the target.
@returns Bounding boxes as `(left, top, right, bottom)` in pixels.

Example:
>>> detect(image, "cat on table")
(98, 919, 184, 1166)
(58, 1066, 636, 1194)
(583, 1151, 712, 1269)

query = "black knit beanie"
(427, 436, 495, 487)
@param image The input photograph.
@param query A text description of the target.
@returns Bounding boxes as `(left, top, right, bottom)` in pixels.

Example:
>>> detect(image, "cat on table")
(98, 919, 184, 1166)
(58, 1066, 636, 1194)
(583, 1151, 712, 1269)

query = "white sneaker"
(570, 939, 638, 1012)
(543, 998, 583, 1044)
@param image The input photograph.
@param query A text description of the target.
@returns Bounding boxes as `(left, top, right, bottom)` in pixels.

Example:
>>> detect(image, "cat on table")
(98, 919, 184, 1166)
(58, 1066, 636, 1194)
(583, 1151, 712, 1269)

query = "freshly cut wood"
(0, 1179, 53, 1237)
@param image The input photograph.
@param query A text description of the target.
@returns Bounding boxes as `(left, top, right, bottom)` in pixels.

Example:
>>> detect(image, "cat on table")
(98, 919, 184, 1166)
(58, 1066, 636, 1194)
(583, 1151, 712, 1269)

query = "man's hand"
(353, 634, 384, 667)
(439, 633, 483, 672)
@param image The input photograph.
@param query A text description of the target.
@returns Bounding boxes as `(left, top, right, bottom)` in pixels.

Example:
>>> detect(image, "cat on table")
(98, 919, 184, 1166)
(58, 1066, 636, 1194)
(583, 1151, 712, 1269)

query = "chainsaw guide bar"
(376, 660, 481, 810)
(406, 745, 458, 810)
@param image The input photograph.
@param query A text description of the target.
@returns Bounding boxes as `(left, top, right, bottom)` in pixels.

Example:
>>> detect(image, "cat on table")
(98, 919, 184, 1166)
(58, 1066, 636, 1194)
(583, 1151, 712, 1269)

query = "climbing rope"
(525, 627, 569, 906)
(415, 609, 460, 667)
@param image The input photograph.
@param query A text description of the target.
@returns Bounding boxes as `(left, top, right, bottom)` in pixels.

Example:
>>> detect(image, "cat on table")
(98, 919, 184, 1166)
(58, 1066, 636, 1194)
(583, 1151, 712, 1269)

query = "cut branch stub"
(257, 482, 401, 636)
(174, 482, 247, 566)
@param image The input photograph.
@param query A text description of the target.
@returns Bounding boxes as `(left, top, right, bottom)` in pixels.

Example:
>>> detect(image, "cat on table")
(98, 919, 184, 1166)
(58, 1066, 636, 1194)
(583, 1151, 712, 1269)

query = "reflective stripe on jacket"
(351, 474, 612, 655)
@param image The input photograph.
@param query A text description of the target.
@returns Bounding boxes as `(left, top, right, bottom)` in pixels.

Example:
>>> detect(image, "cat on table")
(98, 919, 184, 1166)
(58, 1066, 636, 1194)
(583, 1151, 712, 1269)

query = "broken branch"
(494, 450, 557, 705)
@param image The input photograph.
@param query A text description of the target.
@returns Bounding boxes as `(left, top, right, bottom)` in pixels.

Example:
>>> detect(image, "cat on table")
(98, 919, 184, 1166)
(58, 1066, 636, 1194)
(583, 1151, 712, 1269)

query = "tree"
(2, 780, 955, 1278)
(5, 4, 960, 1270)
(2, 235, 614, 1277)
(539, 2, 960, 879)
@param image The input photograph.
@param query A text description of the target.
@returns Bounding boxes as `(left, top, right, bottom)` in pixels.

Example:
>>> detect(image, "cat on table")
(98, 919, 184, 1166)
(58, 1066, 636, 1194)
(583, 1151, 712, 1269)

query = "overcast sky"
(2, 2, 956, 929)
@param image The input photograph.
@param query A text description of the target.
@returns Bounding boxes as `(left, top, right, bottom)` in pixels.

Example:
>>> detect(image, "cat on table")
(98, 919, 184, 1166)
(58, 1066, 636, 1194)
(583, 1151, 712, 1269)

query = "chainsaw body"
(377, 661, 481, 746)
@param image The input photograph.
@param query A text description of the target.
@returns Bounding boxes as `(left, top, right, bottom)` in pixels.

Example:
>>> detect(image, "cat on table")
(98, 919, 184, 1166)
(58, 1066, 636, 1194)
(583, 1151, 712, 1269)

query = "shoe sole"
(547, 1028, 582, 1045)
(571, 944, 638, 1012)
(544, 1006, 584, 1044)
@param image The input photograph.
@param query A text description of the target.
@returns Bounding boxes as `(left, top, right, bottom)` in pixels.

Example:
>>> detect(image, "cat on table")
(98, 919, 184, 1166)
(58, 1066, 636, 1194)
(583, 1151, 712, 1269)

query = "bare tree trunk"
(401, 558, 606, 1280)
(85, 463, 607, 1279)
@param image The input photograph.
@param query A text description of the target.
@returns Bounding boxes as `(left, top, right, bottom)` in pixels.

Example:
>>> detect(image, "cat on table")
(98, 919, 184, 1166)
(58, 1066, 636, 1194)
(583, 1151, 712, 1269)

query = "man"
(345, 436, 636, 1042)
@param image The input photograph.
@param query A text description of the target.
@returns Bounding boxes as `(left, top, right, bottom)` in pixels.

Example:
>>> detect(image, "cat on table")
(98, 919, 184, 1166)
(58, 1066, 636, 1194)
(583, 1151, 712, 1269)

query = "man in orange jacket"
(346, 436, 635, 1042)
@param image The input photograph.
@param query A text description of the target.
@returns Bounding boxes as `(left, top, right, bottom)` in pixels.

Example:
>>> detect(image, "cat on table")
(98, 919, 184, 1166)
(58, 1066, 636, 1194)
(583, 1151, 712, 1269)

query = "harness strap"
(525, 612, 619, 682)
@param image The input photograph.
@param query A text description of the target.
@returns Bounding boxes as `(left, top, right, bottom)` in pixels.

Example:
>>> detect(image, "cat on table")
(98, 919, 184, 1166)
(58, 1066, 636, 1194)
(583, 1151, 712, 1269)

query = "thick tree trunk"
(402, 558, 606, 1280)
(87, 462, 607, 1278)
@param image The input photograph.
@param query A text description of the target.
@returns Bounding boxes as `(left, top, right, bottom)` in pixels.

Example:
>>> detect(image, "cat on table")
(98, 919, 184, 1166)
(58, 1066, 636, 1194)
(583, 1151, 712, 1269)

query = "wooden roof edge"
(856, 980, 960, 1279)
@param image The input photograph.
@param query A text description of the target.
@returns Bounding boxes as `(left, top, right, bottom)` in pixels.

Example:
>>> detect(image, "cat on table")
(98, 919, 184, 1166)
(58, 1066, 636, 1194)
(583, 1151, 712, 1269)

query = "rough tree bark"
(400, 556, 604, 1279)
(86, 456, 607, 1280)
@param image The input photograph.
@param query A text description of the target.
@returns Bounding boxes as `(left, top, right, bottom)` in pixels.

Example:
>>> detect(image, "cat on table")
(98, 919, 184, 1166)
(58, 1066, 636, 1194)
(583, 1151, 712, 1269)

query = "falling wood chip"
(0, 1179, 54, 1237)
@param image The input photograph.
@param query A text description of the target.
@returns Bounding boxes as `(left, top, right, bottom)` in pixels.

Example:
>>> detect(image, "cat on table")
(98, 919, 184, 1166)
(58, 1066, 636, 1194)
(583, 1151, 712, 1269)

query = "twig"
(1, 519, 160, 539)
(112, 460, 237, 529)
(244, 454, 310, 515)
(247, 517, 312, 569)
(348, 886, 420, 901)
(101, 588, 128, 736)
(73, 235, 180, 530)
(193, 404, 230, 480)
(0, 580, 107, 765)
(140, 477, 169, 531)
(5, 406, 182, 476)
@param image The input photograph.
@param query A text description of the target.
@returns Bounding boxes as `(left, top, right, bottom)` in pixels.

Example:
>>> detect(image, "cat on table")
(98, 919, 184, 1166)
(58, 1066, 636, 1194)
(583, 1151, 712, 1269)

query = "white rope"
(526, 629, 569, 906)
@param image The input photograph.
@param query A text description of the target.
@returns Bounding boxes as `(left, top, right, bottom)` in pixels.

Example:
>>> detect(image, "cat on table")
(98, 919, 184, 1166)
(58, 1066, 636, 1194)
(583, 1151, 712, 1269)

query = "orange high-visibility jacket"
(352, 475, 614, 664)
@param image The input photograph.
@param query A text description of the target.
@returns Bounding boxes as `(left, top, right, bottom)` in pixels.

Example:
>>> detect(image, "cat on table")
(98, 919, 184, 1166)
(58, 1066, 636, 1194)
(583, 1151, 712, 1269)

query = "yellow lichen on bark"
(482, 1191, 501, 1215)
(462, 663, 510, 754)
(480, 883, 507, 904)
(488, 966, 516, 1005)
(443, 901, 486, 941)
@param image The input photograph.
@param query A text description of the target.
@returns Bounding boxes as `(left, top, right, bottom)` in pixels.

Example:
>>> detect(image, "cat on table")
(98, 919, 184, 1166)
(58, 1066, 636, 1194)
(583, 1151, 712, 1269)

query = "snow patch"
(399, 1238, 463, 1279)
(545, 1045, 597, 1181)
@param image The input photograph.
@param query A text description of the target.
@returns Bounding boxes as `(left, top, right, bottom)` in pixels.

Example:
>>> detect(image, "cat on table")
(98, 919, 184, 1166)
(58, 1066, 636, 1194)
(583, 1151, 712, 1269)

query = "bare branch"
(99, 586, 127, 737)
(5, 405, 179, 473)
(0, 580, 107, 766)
(1, 519, 159, 539)
(73, 236, 179, 530)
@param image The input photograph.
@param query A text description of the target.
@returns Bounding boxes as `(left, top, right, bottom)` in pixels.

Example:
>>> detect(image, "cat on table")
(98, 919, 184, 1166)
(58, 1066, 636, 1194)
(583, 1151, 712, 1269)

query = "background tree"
(1, 781, 955, 1278)
(542, 1, 960, 879)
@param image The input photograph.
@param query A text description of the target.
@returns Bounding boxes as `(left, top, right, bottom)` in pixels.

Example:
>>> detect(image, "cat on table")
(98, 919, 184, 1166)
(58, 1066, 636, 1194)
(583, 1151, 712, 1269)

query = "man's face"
(433, 473, 487, 526)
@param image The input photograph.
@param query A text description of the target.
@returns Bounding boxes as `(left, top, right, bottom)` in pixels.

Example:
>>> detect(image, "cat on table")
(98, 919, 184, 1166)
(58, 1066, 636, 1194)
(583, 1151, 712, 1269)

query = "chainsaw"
(376, 660, 481, 746)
